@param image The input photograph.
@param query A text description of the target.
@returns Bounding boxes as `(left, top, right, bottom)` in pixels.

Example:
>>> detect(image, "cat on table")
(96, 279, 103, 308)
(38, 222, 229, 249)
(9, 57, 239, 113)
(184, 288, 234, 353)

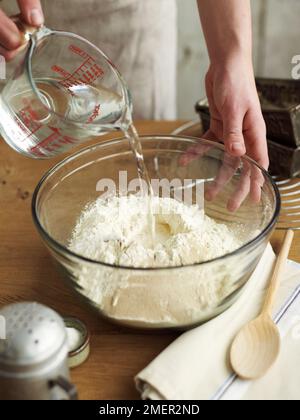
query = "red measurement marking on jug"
(51, 45, 104, 92)
(15, 100, 78, 156)
(51, 65, 81, 92)
(72, 58, 104, 84)
(69, 45, 92, 60)
(30, 126, 78, 157)
(86, 104, 101, 124)
(16, 103, 43, 141)
(51, 65, 73, 81)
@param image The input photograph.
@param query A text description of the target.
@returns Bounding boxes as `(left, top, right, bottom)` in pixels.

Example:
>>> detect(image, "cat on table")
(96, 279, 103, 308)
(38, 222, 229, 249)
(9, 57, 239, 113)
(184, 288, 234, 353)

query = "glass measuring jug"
(0, 25, 132, 159)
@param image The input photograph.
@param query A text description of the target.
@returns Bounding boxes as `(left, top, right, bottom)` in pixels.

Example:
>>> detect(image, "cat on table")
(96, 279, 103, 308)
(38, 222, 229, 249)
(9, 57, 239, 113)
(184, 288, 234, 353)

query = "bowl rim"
(32, 135, 281, 271)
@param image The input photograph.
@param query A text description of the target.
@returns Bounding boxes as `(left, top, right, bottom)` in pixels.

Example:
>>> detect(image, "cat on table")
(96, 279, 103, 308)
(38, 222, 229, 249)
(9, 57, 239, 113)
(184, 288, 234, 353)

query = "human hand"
(181, 57, 269, 211)
(0, 0, 44, 61)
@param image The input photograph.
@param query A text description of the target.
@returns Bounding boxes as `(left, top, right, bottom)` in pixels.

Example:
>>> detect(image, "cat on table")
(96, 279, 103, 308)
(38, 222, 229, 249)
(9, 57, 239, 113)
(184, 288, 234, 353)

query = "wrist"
(210, 46, 253, 68)
(209, 50, 255, 79)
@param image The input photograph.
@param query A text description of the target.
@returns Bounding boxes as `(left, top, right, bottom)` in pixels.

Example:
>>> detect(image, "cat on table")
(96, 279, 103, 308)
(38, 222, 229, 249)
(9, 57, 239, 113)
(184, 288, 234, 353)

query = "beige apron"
(2, 0, 177, 120)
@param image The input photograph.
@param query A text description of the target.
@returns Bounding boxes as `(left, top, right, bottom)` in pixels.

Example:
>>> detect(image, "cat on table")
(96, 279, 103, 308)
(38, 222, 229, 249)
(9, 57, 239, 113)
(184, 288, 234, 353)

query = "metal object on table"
(64, 317, 90, 369)
(195, 98, 210, 133)
(268, 140, 300, 179)
(196, 100, 300, 178)
(255, 78, 300, 148)
(172, 121, 300, 231)
(196, 78, 300, 148)
(274, 177, 300, 231)
(0, 302, 78, 400)
(196, 78, 300, 178)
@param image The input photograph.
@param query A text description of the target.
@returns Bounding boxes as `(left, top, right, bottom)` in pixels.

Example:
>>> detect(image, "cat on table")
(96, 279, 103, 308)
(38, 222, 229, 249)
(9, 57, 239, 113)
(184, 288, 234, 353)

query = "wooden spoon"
(230, 229, 294, 380)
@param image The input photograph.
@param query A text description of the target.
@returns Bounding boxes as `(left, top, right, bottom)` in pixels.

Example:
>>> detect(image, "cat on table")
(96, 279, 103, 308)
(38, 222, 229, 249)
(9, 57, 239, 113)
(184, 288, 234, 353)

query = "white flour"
(68, 195, 244, 327)
(69, 195, 240, 268)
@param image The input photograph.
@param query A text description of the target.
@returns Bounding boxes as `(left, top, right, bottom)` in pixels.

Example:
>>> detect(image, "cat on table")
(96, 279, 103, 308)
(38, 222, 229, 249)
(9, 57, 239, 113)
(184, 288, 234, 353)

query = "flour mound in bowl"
(68, 195, 241, 268)
(67, 195, 248, 327)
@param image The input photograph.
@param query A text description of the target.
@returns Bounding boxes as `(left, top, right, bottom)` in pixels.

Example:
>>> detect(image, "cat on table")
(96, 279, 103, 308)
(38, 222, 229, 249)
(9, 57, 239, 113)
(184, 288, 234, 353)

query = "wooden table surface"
(1, 120, 300, 400)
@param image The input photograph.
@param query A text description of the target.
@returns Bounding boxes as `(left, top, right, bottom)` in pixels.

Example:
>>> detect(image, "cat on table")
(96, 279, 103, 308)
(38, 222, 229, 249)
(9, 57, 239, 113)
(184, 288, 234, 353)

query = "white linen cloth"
(1, 0, 178, 120)
(136, 244, 300, 400)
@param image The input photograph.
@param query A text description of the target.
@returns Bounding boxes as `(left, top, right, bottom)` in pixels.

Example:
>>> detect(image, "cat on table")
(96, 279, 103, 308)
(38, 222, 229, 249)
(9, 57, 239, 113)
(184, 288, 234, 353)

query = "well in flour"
(69, 195, 241, 268)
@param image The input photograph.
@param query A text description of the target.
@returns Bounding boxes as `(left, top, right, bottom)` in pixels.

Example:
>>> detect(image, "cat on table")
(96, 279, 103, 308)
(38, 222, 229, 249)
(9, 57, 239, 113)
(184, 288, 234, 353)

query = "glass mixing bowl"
(32, 136, 280, 330)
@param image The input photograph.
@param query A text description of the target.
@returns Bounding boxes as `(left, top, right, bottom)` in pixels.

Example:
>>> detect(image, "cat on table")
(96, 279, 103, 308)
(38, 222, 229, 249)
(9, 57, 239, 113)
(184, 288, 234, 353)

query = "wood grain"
(1, 120, 300, 400)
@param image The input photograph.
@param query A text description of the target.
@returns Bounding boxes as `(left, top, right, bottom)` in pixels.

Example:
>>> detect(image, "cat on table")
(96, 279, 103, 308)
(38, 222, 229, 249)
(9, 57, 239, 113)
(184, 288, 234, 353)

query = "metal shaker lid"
(0, 302, 67, 369)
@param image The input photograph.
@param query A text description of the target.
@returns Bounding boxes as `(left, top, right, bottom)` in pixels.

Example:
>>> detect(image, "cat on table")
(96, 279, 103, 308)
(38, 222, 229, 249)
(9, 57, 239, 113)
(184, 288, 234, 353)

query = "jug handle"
(11, 14, 39, 40)
(49, 377, 78, 401)
(10, 14, 50, 52)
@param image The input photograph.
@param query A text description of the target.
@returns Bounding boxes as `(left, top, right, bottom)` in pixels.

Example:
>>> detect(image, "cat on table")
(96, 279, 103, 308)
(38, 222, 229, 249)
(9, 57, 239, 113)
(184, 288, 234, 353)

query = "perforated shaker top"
(0, 302, 67, 365)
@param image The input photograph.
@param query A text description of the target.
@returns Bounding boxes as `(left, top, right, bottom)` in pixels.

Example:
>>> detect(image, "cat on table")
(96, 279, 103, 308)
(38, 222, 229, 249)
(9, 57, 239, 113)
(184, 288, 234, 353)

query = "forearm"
(197, 0, 252, 65)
